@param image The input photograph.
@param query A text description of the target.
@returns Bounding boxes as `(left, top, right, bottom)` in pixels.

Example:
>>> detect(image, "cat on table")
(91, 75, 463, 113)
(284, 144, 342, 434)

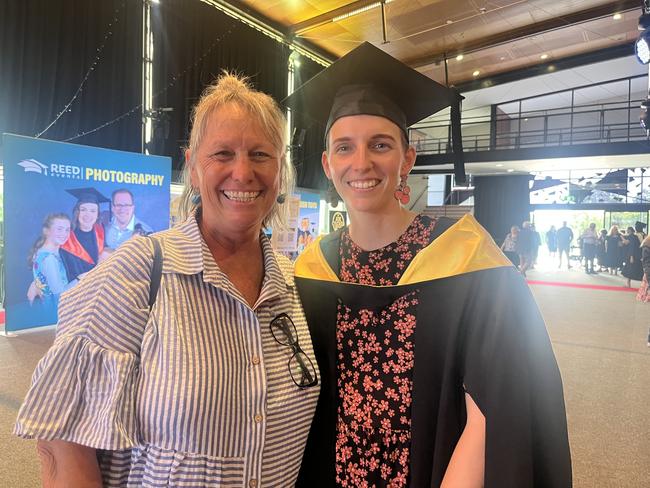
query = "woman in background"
(621, 226, 643, 287)
(604, 225, 623, 275)
(546, 225, 557, 258)
(637, 235, 650, 346)
(500, 225, 520, 268)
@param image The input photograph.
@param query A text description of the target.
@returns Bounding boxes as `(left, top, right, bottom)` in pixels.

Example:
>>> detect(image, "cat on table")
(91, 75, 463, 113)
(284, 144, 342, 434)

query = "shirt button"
(254, 414, 263, 423)
(252, 355, 260, 365)
(249, 479, 258, 488)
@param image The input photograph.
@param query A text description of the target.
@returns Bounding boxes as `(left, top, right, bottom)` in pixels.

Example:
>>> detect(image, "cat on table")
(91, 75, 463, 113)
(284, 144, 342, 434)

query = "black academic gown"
(295, 215, 572, 488)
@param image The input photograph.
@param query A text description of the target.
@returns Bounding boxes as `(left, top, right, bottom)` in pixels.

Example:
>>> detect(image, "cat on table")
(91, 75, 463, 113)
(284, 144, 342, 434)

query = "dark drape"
(0, 0, 142, 152)
(151, 0, 290, 171)
(290, 56, 327, 190)
(474, 175, 531, 244)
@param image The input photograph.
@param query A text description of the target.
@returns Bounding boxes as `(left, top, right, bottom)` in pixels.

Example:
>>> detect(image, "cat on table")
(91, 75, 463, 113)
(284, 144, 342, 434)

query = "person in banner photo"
(285, 42, 571, 487)
(105, 188, 154, 249)
(26, 214, 74, 315)
(60, 187, 112, 281)
(15, 73, 319, 487)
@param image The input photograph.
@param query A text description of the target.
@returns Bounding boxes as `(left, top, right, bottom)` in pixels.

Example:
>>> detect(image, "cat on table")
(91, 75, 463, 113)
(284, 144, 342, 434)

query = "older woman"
(15, 73, 319, 487)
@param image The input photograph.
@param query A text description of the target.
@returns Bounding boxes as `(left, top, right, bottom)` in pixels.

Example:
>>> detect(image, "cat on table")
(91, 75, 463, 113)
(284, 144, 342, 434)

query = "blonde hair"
(608, 225, 619, 236)
(178, 72, 294, 230)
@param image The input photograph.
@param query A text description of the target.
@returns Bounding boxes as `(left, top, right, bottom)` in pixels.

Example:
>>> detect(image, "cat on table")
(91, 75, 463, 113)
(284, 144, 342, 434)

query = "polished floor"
(0, 265, 648, 487)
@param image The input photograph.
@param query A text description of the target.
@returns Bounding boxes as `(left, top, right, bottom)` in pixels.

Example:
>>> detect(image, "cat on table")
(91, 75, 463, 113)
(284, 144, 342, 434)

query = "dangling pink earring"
(394, 175, 411, 205)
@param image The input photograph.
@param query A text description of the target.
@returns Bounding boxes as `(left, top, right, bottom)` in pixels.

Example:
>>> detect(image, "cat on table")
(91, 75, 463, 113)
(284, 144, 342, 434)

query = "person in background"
(15, 73, 319, 487)
(287, 42, 570, 488)
(580, 223, 599, 274)
(546, 225, 558, 258)
(636, 235, 650, 346)
(604, 225, 623, 275)
(59, 187, 110, 281)
(556, 221, 574, 269)
(596, 229, 608, 272)
(635, 221, 647, 242)
(530, 223, 541, 269)
(500, 225, 520, 268)
(621, 226, 643, 287)
(517, 221, 534, 277)
(104, 189, 153, 249)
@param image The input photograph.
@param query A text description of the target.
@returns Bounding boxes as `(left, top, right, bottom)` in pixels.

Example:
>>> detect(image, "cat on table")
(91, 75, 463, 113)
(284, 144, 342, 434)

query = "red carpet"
(527, 280, 639, 292)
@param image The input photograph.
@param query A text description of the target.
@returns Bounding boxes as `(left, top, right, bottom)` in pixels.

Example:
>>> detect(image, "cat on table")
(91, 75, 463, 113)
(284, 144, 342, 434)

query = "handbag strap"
(148, 236, 163, 310)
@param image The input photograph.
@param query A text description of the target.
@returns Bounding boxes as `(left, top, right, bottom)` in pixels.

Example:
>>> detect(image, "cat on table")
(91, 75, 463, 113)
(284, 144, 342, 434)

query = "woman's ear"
(321, 151, 332, 180)
(186, 150, 198, 188)
(402, 145, 417, 175)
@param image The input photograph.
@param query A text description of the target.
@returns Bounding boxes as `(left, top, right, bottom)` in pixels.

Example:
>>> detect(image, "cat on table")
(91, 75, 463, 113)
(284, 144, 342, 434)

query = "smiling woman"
(15, 73, 319, 488)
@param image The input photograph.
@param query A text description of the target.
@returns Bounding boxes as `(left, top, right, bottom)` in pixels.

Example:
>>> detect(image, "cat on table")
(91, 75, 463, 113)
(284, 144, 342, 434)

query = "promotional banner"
(272, 189, 321, 259)
(3, 134, 171, 331)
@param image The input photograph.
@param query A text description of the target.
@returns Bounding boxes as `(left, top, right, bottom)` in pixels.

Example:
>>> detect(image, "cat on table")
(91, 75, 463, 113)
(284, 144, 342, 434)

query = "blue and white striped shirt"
(15, 215, 320, 487)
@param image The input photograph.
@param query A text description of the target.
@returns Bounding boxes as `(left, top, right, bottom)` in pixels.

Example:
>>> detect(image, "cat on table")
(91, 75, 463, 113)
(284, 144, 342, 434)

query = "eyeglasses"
(270, 313, 318, 388)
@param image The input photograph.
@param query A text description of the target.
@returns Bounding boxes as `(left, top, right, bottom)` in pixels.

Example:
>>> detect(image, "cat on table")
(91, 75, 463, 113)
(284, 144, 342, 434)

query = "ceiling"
(235, 0, 644, 87)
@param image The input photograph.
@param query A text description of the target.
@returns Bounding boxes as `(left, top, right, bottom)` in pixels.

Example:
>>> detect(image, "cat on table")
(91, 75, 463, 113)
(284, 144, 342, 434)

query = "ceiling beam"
(291, 0, 383, 35)
(405, 0, 641, 68)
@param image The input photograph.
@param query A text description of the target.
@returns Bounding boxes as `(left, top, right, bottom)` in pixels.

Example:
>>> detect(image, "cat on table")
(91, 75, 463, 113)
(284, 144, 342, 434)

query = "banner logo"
(18, 159, 48, 175)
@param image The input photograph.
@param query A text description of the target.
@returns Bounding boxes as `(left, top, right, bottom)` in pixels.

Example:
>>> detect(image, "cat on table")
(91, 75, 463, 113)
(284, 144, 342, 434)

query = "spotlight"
(456, 54, 464, 61)
(635, 30, 650, 64)
(613, 13, 622, 20)
(472, 70, 480, 77)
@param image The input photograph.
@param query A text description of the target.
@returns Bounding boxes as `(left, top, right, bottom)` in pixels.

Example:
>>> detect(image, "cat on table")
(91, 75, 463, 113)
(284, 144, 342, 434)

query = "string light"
(64, 22, 238, 142)
(35, 1, 126, 138)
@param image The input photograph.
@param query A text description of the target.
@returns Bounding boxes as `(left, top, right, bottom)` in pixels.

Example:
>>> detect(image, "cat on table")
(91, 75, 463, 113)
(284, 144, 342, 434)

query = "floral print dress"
(335, 215, 436, 487)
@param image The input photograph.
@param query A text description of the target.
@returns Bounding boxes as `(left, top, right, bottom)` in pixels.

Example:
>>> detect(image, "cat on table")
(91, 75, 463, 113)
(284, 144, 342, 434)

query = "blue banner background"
(3, 134, 171, 331)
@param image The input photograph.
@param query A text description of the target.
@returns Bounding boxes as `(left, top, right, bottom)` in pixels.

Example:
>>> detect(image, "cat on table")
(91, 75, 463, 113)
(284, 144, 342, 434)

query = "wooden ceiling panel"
(233, 0, 641, 85)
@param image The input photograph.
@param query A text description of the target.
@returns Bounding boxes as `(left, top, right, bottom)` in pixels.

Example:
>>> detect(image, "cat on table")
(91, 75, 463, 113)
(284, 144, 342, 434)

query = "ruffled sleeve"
(14, 236, 157, 450)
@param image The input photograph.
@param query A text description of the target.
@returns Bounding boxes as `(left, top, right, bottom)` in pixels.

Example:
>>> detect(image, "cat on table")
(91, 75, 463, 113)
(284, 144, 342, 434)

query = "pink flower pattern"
(335, 216, 436, 487)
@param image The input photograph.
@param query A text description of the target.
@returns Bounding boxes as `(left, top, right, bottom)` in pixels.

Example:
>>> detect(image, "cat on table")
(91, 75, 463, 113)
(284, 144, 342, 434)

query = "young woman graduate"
(60, 187, 110, 281)
(286, 42, 571, 488)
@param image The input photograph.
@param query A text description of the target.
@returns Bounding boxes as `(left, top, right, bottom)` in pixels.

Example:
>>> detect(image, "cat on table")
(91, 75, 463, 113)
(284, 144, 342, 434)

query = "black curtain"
(474, 175, 531, 244)
(0, 0, 142, 152)
(151, 0, 290, 171)
(290, 56, 327, 190)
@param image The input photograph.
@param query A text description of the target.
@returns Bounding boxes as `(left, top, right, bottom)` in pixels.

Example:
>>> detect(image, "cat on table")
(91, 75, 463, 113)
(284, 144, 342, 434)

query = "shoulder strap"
(148, 236, 163, 310)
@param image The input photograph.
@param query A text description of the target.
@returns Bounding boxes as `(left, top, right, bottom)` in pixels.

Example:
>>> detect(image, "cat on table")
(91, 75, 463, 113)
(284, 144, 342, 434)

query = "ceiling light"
(332, 0, 393, 22)
(446, 19, 454, 24)
(540, 53, 548, 60)
(635, 30, 650, 64)
(472, 70, 480, 77)
(507, 169, 515, 173)
(456, 54, 464, 61)
(613, 13, 622, 20)
(495, 164, 504, 167)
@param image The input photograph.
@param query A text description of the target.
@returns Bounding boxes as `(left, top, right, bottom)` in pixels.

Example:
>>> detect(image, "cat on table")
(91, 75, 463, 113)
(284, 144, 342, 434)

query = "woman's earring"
(326, 180, 340, 207)
(276, 193, 286, 204)
(191, 193, 201, 205)
(394, 175, 411, 205)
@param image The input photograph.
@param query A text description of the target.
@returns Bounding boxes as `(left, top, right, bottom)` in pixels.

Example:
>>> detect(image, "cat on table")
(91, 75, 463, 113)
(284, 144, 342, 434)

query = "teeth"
(348, 179, 379, 189)
(223, 190, 261, 202)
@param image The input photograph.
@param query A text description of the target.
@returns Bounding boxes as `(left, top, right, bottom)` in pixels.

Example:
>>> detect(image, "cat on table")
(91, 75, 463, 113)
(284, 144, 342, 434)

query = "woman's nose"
(231, 155, 255, 182)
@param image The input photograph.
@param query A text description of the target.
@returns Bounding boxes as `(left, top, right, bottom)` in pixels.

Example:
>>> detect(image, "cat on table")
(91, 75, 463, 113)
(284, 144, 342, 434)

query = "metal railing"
(411, 74, 650, 154)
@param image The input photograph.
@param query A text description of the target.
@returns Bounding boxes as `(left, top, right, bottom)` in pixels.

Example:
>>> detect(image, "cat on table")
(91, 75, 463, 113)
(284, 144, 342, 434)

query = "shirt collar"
(111, 215, 135, 232)
(161, 212, 294, 295)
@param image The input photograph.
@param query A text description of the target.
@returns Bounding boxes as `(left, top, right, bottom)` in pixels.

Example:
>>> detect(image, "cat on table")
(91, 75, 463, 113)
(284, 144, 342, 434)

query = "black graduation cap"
(635, 221, 647, 230)
(284, 42, 466, 183)
(65, 187, 110, 205)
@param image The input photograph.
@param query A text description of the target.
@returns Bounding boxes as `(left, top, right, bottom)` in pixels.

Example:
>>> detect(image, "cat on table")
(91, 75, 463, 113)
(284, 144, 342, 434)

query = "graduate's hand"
(440, 392, 485, 488)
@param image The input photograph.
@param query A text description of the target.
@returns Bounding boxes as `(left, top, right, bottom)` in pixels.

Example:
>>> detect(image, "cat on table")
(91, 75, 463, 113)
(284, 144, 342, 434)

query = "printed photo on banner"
(271, 189, 321, 260)
(3, 134, 172, 331)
